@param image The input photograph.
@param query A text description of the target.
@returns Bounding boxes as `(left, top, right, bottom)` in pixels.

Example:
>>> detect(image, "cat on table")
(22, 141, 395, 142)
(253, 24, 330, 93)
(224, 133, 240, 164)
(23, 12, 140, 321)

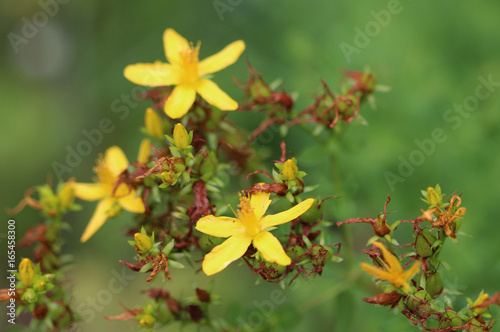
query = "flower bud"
(286, 245, 305, 261)
(145, 108, 164, 139)
(406, 290, 432, 315)
(415, 229, 437, 258)
(33, 279, 46, 292)
(425, 272, 443, 297)
(19, 258, 36, 287)
(282, 159, 298, 181)
(426, 186, 441, 207)
(173, 123, 189, 149)
(22, 288, 37, 304)
(161, 171, 174, 185)
(57, 180, 75, 209)
(139, 314, 156, 328)
(439, 309, 463, 329)
(473, 293, 489, 315)
(138, 138, 151, 164)
(134, 233, 152, 253)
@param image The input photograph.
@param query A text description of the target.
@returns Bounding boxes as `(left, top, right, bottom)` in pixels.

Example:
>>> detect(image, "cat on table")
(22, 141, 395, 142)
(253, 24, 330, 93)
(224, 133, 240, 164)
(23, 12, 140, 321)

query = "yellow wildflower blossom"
(124, 28, 245, 119)
(74, 146, 145, 243)
(360, 241, 420, 293)
(196, 192, 314, 275)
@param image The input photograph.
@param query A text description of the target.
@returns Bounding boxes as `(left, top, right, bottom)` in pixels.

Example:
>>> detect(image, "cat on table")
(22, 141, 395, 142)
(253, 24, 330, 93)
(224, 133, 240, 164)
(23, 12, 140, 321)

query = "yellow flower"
(196, 192, 314, 275)
(74, 146, 145, 243)
(144, 108, 164, 139)
(124, 28, 245, 119)
(360, 241, 420, 293)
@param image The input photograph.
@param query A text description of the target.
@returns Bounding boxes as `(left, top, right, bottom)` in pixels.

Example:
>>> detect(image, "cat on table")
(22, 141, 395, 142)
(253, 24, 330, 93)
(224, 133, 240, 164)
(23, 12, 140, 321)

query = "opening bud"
(282, 159, 298, 181)
(19, 258, 36, 287)
(426, 186, 442, 207)
(138, 138, 151, 164)
(173, 123, 189, 149)
(134, 233, 153, 253)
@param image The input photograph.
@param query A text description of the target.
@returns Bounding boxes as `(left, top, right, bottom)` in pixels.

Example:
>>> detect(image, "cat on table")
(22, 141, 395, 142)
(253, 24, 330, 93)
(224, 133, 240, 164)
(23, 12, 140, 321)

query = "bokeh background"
(1, 1, 500, 331)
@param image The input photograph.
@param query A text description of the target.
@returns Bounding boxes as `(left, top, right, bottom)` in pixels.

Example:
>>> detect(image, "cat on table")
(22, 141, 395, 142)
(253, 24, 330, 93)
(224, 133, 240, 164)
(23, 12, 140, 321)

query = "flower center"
(177, 41, 200, 85)
(237, 195, 261, 237)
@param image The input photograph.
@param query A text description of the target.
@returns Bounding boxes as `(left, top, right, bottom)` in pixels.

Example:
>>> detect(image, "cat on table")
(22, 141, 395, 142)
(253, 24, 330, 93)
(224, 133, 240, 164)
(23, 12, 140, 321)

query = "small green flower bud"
(139, 314, 156, 328)
(43, 274, 55, 282)
(134, 233, 153, 253)
(426, 186, 441, 207)
(33, 279, 46, 292)
(425, 272, 443, 297)
(173, 123, 189, 149)
(286, 245, 305, 261)
(439, 310, 463, 329)
(19, 258, 36, 287)
(282, 159, 298, 181)
(415, 229, 437, 258)
(22, 288, 38, 303)
(145, 108, 164, 139)
(406, 290, 432, 315)
(310, 245, 334, 266)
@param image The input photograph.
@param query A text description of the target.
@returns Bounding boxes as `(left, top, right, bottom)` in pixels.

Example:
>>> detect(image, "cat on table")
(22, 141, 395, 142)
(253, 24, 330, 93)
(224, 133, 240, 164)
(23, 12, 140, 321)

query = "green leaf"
(139, 262, 153, 273)
(162, 239, 175, 255)
(169, 260, 184, 269)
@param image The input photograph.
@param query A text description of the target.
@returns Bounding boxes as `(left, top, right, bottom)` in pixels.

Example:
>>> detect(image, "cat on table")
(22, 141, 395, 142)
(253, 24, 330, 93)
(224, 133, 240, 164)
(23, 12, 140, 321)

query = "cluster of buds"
(338, 185, 499, 331)
(121, 228, 184, 282)
(106, 287, 214, 329)
(236, 63, 381, 143)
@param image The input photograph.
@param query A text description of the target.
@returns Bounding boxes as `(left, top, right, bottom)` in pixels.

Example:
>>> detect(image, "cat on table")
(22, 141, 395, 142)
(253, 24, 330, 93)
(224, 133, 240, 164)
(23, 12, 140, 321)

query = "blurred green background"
(1, 1, 499, 331)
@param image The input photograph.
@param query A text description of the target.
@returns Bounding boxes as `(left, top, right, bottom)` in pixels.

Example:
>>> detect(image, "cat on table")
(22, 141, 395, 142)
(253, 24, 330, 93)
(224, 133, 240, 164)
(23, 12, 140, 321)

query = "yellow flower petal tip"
(361, 241, 420, 293)
(196, 192, 313, 275)
(124, 28, 245, 118)
(77, 147, 145, 243)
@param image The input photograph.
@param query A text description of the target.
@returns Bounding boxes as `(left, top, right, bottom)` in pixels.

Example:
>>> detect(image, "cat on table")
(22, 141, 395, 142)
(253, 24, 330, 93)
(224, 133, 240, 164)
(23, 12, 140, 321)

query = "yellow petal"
(164, 28, 190, 64)
(202, 233, 252, 275)
(360, 262, 394, 280)
(260, 198, 314, 229)
(198, 40, 245, 75)
(118, 190, 145, 213)
(253, 231, 291, 266)
(402, 260, 421, 281)
(163, 85, 197, 118)
(80, 198, 115, 243)
(137, 139, 151, 164)
(196, 79, 238, 110)
(372, 241, 404, 275)
(250, 192, 272, 220)
(124, 62, 178, 87)
(196, 215, 243, 238)
(105, 146, 129, 177)
(73, 182, 108, 201)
